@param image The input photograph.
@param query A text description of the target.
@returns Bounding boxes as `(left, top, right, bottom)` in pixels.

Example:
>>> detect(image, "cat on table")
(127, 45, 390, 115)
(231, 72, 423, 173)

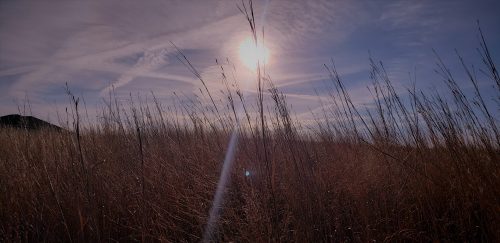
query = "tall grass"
(1, 5, 499, 242)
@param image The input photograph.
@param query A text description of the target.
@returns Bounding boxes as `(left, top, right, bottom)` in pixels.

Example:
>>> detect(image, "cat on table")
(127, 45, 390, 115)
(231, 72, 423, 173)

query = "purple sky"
(1, 0, 499, 124)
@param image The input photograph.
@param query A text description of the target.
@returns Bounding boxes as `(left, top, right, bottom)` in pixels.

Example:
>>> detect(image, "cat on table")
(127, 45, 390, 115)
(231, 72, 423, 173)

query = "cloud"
(100, 48, 169, 96)
(1, 0, 499, 119)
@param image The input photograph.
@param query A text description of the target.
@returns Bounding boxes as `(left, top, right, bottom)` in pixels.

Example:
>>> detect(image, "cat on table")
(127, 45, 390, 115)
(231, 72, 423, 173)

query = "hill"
(0, 114, 62, 130)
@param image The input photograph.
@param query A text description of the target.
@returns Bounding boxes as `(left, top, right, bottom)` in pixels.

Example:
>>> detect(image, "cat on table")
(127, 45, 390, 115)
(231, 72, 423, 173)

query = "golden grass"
(0, 3, 499, 242)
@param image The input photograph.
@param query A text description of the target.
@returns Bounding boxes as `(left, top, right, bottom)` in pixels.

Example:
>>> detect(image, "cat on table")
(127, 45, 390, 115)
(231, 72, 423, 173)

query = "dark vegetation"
(0, 2, 499, 242)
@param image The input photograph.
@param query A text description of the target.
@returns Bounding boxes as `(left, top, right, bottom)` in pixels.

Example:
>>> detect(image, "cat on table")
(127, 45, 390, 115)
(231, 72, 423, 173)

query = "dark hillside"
(0, 114, 62, 131)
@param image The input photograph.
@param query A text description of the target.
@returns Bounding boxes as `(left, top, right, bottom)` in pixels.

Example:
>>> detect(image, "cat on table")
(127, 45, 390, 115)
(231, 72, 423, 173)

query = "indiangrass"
(1, 6, 499, 243)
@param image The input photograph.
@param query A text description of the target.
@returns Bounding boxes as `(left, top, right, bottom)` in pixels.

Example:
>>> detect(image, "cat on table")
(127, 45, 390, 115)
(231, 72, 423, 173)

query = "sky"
(1, 0, 499, 124)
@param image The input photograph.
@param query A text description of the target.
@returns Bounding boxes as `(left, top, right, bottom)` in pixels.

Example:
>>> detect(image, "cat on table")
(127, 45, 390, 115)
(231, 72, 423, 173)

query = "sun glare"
(238, 37, 270, 70)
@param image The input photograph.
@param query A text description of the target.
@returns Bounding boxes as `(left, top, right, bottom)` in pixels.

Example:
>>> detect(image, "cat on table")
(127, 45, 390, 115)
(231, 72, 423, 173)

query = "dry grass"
(1, 4, 499, 242)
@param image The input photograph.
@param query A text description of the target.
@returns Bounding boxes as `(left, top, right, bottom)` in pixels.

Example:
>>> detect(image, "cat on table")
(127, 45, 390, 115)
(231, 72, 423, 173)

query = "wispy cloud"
(0, 0, 499, 118)
(100, 48, 169, 95)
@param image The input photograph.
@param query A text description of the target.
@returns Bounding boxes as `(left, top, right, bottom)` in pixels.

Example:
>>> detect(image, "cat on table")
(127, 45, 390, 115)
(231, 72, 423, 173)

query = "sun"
(238, 37, 270, 70)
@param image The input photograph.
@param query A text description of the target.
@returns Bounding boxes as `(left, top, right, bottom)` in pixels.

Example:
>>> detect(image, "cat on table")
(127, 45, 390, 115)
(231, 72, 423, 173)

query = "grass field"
(1, 6, 499, 243)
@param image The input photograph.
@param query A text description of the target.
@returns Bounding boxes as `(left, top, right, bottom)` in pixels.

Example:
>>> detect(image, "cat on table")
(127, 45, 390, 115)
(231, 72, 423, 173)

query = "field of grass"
(1, 7, 499, 243)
